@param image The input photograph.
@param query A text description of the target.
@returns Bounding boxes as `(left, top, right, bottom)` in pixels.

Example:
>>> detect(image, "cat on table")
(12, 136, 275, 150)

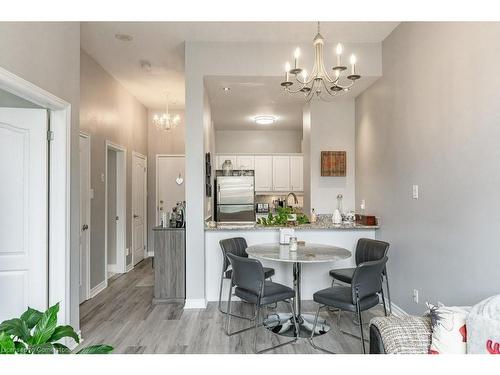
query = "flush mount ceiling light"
(114, 33, 133, 42)
(280, 22, 361, 102)
(153, 93, 181, 131)
(254, 115, 276, 125)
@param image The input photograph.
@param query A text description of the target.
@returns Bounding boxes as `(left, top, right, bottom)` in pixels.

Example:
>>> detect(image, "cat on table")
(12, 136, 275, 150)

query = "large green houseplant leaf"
(0, 303, 113, 354)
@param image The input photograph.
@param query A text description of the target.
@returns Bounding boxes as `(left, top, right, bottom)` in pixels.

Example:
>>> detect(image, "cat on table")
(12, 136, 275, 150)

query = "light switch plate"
(412, 185, 419, 199)
(101, 173, 105, 183)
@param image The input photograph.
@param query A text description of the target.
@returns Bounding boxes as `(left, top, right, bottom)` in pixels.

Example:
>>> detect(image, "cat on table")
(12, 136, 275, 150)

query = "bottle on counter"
(310, 208, 317, 224)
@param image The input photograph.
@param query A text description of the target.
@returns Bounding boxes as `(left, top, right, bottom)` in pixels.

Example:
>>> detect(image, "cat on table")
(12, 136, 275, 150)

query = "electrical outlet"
(360, 199, 366, 210)
(412, 185, 419, 199)
(101, 173, 105, 183)
(413, 289, 419, 304)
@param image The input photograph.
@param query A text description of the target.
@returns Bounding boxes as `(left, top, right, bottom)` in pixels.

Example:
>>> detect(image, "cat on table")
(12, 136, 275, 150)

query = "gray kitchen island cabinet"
(152, 227, 185, 303)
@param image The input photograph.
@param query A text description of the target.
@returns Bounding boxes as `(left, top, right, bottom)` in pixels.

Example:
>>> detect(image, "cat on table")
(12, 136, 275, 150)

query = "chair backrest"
(355, 238, 390, 265)
(219, 237, 249, 272)
(351, 256, 388, 301)
(226, 253, 265, 296)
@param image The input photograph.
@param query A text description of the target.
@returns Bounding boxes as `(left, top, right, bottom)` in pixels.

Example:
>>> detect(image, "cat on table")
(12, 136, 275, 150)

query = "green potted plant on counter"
(0, 303, 113, 354)
(257, 206, 310, 226)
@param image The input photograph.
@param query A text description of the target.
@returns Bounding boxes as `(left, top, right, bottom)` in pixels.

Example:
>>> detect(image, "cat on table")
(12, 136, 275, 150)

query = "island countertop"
(205, 222, 379, 231)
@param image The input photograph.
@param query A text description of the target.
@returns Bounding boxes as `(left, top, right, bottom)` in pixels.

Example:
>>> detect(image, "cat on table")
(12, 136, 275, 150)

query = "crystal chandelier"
(153, 94, 180, 131)
(281, 22, 361, 101)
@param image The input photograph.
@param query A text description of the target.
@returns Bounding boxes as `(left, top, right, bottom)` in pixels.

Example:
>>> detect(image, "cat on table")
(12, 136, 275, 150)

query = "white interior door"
(132, 153, 147, 265)
(79, 134, 90, 303)
(0, 108, 48, 321)
(157, 156, 185, 225)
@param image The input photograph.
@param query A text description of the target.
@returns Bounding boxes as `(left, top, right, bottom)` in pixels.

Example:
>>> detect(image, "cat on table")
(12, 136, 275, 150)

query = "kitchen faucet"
(286, 192, 299, 207)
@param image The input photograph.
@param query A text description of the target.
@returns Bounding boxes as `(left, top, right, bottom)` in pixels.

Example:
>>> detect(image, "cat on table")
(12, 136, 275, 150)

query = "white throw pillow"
(427, 302, 471, 354)
(467, 294, 500, 354)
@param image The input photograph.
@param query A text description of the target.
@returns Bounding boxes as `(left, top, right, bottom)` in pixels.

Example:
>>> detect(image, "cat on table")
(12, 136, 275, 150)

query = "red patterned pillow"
(427, 303, 470, 354)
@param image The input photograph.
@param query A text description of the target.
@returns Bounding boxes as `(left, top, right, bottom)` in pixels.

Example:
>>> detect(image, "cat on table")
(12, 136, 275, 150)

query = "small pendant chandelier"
(281, 22, 361, 102)
(153, 93, 180, 131)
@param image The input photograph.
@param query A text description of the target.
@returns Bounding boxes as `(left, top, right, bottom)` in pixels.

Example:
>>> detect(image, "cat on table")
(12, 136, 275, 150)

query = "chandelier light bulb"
(285, 61, 291, 72)
(302, 69, 308, 81)
(350, 54, 357, 65)
(336, 43, 343, 55)
(294, 47, 301, 59)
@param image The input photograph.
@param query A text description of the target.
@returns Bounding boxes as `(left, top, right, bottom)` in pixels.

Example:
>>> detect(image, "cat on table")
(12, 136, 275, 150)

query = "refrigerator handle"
(217, 184, 221, 203)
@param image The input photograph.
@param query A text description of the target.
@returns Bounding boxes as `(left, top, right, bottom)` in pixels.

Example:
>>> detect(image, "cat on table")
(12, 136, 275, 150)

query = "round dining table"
(246, 242, 351, 338)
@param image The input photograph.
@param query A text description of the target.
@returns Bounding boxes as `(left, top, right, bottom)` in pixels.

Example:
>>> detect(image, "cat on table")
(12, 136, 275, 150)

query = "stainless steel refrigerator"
(215, 175, 255, 222)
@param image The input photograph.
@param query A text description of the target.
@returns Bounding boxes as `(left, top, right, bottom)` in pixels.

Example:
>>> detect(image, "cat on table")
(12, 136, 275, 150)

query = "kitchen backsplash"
(255, 194, 304, 211)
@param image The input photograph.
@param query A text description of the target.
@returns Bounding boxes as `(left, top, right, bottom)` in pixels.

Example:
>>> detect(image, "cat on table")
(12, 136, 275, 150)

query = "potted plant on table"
(0, 302, 112, 354)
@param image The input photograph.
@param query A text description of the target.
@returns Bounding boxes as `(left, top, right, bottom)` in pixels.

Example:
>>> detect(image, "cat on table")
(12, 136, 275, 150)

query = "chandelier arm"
(320, 78, 338, 97)
(285, 84, 310, 94)
(332, 79, 355, 90)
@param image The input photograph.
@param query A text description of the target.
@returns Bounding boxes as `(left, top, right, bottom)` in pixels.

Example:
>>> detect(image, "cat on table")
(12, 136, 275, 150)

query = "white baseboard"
(67, 330, 82, 351)
(184, 298, 207, 309)
(147, 251, 154, 257)
(390, 302, 408, 318)
(107, 264, 119, 273)
(89, 280, 107, 298)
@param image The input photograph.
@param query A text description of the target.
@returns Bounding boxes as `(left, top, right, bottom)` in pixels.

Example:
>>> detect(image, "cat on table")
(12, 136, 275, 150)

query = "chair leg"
(356, 301, 366, 354)
(308, 305, 336, 354)
(253, 306, 260, 353)
(384, 270, 392, 315)
(219, 275, 255, 321)
(381, 288, 388, 317)
(218, 272, 224, 313)
(225, 283, 233, 335)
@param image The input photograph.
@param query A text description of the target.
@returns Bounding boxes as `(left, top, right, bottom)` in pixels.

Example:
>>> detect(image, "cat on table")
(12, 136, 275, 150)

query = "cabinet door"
(290, 155, 303, 191)
(272, 156, 290, 191)
(236, 155, 255, 170)
(216, 155, 237, 170)
(254, 155, 273, 191)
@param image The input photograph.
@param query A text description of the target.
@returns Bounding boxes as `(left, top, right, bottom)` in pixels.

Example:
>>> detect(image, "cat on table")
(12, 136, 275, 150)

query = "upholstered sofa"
(369, 315, 432, 354)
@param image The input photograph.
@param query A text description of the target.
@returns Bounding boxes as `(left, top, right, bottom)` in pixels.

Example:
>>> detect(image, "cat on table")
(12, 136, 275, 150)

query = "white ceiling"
(81, 22, 399, 110)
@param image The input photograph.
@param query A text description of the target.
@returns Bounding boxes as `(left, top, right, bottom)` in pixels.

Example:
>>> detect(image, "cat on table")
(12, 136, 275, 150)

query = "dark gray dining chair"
(219, 237, 275, 320)
(329, 238, 391, 315)
(310, 256, 388, 354)
(225, 253, 299, 354)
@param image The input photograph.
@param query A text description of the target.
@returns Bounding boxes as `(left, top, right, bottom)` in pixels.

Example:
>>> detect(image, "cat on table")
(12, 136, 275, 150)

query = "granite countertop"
(153, 226, 186, 231)
(205, 222, 378, 231)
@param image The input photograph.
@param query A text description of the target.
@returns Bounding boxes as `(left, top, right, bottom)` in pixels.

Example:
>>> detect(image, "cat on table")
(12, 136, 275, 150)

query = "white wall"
(185, 41, 382, 305)
(309, 100, 356, 214)
(215, 129, 302, 154)
(0, 22, 81, 329)
(203, 90, 215, 220)
(355, 22, 500, 314)
(80, 50, 148, 288)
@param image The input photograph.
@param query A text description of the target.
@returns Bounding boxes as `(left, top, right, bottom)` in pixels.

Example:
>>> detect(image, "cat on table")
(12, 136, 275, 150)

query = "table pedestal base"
(263, 313, 330, 338)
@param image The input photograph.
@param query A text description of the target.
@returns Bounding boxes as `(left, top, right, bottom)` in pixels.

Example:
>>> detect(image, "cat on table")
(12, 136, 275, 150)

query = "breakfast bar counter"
(204, 222, 378, 303)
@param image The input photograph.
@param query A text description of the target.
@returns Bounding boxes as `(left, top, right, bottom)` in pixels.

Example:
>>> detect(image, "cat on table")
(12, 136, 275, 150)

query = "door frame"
(155, 154, 185, 226)
(131, 151, 147, 267)
(0, 67, 71, 326)
(79, 132, 91, 303)
(105, 141, 127, 277)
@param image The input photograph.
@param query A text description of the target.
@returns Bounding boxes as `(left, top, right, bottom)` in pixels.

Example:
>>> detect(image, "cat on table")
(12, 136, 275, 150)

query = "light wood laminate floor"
(79, 258, 386, 354)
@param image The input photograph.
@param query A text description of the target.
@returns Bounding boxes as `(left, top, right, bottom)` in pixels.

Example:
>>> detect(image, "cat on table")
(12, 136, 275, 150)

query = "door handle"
(134, 214, 139, 218)
(82, 224, 89, 231)
(116, 216, 119, 221)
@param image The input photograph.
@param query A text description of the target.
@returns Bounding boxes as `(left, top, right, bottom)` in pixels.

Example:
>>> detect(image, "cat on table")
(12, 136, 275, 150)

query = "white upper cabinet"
(216, 155, 237, 170)
(272, 156, 291, 192)
(235, 155, 255, 170)
(290, 155, 304, 191)
(254, 155, 273, 191)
